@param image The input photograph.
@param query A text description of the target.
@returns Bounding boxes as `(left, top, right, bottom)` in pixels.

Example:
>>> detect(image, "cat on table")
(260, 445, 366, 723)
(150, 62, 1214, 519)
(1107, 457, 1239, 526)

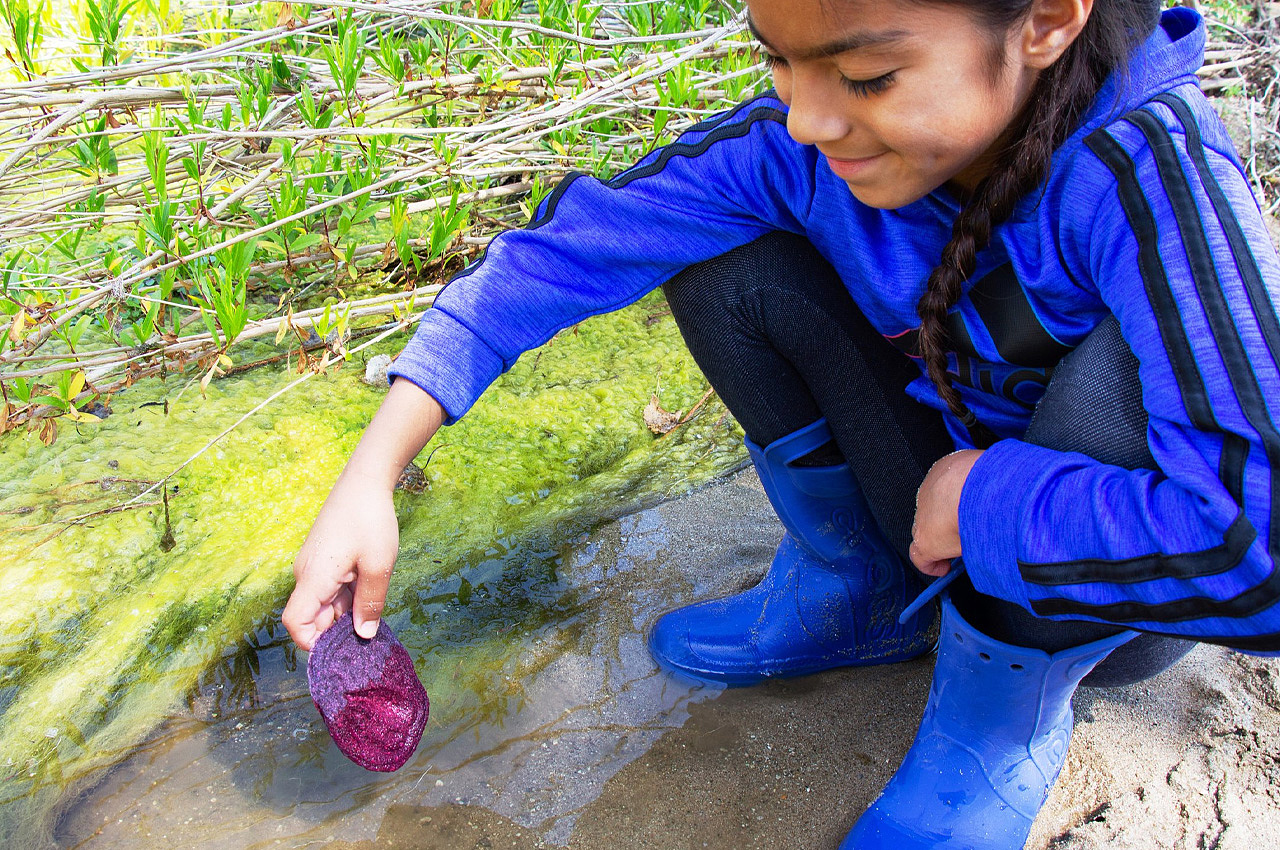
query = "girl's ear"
(1020, 0, 1094, 69)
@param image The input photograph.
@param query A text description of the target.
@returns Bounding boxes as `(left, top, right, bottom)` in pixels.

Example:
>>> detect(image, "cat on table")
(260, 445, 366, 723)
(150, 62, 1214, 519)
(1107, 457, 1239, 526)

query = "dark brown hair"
(913, 0, 1161, 439)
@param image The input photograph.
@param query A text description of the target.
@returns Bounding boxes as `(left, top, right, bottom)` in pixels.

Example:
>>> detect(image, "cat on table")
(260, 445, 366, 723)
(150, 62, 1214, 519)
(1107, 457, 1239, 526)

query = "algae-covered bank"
(0, 293, 747, 847)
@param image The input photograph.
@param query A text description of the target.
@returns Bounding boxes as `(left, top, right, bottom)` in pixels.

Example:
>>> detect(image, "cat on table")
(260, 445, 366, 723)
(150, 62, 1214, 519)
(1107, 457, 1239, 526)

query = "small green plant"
(236, 60, 288, 129)
(327, 150, 385, 275)
(67, 115, 119, 182)
(29, 369, 90, 417)
(1, 0, 46, 79)
(424, 193, 471, 265)
(5, 376, 34, 405)
(537, 0, 571, 31)
(139, 121, 175, 256)
(325, 10, 368, 129)
(374, 28, 407, 88)
(44, 226, 86, 264)
(55, 314, 93, 353)
(194, 238, 257, 350)
(389, 195, 421, 277)
(296, 85, 336, 131)
(81, 0, 137, 69)
(252, 168, 321, 268)
(195, 0, 233, 48)
(138, 263, 179, 337)
(311, 299, 352, 344)
(405, 37, 435, 78)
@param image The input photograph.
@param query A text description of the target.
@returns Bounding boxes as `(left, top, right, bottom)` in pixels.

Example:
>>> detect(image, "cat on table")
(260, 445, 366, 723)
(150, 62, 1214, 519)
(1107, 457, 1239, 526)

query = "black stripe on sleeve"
(445, 171, 587, 286)
(1209, 630, 1280, 652)
(1021, 511, 1254, 586)
(684, 91, 780, 134)
(445, 100, 787, 287)
(1127, 106, 1280, 537)
(1021, 125, 1276, 625)
(1031, 578, 1278, 625)
(528, 171, 586, 229)
(1154, 94, 1280, 374)
(1082, 132, 1220, 439)
(608, 104, 787, 189)
(1155, 92, 1280, 557)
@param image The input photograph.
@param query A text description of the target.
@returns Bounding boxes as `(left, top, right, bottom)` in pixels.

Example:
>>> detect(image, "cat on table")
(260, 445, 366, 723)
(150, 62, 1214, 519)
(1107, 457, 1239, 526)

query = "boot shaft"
(930, 601, 1134, 747)
(745, 418, 880, 565)
(842, 599, 1137, 848)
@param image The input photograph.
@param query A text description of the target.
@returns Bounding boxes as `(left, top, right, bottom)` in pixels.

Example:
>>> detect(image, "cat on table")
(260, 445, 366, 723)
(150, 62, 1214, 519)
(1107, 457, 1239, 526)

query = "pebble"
(362, 354, 392, 388)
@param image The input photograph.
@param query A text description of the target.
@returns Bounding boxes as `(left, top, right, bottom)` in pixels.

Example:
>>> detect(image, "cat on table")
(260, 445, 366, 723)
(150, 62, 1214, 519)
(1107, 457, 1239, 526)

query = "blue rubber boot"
(647, 418, 935, 686)
(842, 596, 1136, 849)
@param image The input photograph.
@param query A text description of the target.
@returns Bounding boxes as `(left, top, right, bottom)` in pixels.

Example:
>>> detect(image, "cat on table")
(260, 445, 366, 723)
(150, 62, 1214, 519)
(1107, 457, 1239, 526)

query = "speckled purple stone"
(306, 613, 429, 772)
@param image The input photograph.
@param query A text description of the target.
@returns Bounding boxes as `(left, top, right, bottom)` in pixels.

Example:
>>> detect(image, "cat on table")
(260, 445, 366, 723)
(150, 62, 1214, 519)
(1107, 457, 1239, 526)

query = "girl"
(285, 0, 1280, 846)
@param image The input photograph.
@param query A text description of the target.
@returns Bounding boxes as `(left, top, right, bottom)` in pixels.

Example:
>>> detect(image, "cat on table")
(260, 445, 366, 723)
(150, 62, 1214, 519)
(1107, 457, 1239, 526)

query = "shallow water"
(53, 506, 728, 848)
(0, 294, 748, 846)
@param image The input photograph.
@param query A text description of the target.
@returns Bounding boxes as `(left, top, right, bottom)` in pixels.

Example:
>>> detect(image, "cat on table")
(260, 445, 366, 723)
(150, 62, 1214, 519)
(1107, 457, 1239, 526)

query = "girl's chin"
(841, 180, 933, 211)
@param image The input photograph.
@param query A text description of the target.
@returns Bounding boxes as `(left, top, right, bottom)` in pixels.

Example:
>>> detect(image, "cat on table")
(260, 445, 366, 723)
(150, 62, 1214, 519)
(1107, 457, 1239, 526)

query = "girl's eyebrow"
(747, 16, 908, 59)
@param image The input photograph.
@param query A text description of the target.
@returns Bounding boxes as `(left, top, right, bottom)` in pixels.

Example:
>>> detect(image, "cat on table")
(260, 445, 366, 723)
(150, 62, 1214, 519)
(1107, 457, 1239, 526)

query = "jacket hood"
(1083, 6, 1205, 131)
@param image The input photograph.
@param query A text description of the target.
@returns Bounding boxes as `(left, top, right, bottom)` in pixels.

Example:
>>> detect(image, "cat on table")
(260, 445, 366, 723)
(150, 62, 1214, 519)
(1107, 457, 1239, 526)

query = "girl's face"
(747, 0, 1043, 209)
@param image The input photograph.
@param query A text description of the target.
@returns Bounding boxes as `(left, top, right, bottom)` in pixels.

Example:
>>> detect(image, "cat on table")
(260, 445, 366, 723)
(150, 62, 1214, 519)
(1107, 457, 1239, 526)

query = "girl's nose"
(784, 73, 849, 147)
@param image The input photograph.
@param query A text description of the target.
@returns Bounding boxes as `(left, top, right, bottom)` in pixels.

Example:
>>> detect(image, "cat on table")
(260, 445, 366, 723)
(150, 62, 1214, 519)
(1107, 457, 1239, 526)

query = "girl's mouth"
(824, 153, 885, 180)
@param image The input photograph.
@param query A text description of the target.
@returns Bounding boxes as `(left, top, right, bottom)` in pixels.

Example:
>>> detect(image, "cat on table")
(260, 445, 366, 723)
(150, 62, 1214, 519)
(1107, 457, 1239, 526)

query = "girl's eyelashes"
(758, 51, 896, 99)
(840, 72, 896, 98)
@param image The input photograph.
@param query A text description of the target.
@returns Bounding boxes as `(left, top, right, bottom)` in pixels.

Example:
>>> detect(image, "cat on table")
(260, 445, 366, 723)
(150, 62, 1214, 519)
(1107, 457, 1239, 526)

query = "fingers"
(284, 553, 355, 651)
(282, 589, 321, 652)
(909, 533, 955, 578)
(332, 585, 353, 619)
(351, 560, 393, 639)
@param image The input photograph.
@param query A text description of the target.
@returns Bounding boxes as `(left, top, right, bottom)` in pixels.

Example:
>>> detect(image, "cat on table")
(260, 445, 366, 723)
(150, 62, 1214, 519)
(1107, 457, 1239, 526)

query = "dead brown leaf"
(643, 394, 682, 435)
(37, 417, 57, 446)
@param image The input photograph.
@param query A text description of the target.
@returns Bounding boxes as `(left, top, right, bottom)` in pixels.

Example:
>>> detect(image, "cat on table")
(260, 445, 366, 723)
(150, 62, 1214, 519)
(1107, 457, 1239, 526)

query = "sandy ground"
(321, 470, 1280, 850)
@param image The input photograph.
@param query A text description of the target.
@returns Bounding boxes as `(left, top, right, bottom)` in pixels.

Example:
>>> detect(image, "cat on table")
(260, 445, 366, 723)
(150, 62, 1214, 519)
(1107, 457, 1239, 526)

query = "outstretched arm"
(285, 94, 817, 648)
(283, 380, 445, 650)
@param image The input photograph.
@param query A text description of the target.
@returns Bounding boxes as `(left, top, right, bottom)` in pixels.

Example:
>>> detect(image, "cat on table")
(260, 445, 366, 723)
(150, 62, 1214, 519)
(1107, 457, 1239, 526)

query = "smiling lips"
(824, 152, 885, 180)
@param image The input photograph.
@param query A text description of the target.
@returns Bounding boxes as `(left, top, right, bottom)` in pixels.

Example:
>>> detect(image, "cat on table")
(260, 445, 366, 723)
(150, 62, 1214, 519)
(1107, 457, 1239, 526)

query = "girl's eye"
(840, 72, 895, 98)
(759, 50, 894, 99)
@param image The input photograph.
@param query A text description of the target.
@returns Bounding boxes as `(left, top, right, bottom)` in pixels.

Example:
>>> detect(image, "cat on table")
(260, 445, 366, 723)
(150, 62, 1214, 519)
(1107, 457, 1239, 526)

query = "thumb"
(351, 560, 392, 639)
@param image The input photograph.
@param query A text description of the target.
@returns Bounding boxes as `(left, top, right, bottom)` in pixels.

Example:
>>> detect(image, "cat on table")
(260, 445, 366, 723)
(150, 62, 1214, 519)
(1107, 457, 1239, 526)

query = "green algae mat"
(0, 293, 747, 844)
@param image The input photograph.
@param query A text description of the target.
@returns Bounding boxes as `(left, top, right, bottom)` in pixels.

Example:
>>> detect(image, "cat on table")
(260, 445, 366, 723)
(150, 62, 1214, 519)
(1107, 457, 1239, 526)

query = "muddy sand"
(60, 468, 1280, 850)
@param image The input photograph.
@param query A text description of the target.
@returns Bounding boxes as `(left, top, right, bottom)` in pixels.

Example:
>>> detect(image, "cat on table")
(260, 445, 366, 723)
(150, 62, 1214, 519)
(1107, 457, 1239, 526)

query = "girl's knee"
(1026, 315, 1155, 470)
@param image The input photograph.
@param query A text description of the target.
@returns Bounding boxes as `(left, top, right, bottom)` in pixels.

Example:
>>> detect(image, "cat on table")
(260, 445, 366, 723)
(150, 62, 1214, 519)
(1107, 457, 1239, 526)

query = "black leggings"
(662, 232, 1194, 687)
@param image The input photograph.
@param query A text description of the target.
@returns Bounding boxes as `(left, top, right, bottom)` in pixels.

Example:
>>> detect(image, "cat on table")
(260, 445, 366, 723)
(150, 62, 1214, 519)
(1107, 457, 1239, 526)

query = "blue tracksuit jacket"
(389, 8, 1280, 652)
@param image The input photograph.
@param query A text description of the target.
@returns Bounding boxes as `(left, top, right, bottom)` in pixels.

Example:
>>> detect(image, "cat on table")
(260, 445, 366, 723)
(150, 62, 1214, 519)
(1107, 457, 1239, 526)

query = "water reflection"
(57, 503, 756, 847)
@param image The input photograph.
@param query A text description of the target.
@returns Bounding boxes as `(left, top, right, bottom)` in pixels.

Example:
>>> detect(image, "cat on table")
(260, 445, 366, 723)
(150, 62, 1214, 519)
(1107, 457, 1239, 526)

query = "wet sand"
(329, 471, 1280, 850)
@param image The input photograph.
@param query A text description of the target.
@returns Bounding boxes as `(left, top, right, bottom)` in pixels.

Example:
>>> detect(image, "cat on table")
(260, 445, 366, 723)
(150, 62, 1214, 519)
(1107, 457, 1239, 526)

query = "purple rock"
(306, 612, 429, 772)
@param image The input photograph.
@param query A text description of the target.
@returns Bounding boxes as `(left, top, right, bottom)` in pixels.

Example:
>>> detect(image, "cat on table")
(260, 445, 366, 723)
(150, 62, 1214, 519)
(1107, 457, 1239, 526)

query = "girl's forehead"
(745, 0, 940, 55)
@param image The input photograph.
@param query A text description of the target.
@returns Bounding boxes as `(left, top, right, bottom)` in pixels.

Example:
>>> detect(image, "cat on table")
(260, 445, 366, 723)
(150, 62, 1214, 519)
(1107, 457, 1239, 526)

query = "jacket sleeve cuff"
(957, 439, 1037, 610)
(386, 307, 506, 425)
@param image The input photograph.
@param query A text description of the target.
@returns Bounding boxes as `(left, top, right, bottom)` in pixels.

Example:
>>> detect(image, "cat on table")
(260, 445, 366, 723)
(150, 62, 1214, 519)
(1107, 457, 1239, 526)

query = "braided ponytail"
(915, 0, 1160, 437)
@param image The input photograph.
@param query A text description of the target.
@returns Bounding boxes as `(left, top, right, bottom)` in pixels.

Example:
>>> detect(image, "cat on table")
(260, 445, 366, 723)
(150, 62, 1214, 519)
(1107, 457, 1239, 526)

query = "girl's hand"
(284, 470, 400, 651)
(909, 449, 984, 577)
(282, 379, 446, 651)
